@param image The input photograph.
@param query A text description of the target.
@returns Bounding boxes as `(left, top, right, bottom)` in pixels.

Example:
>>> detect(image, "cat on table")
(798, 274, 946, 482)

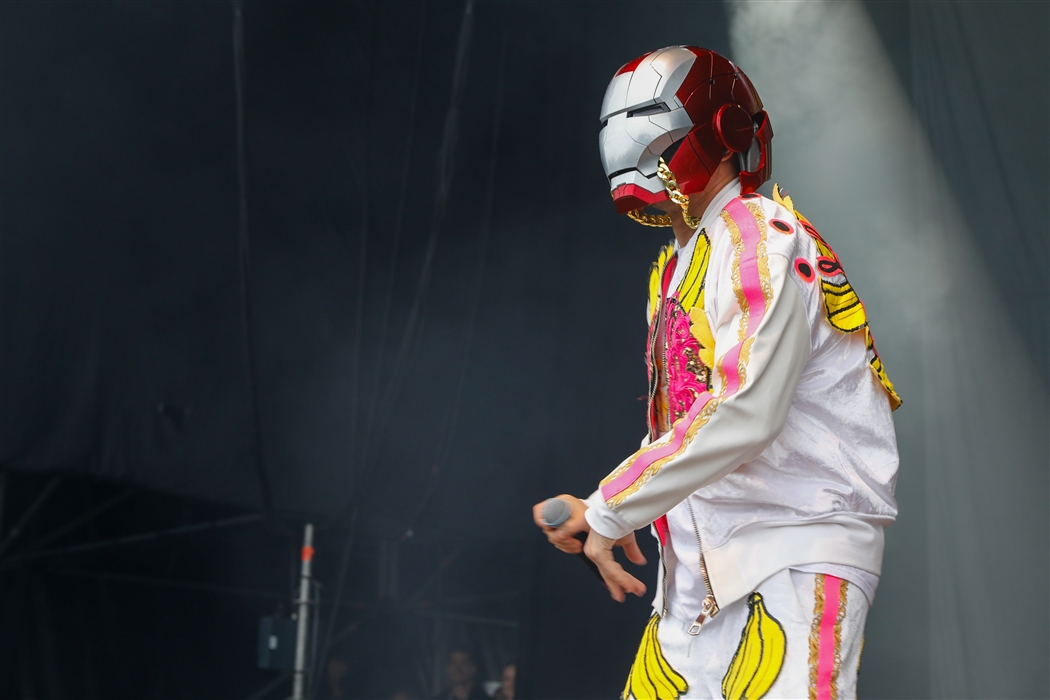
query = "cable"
(232, 0, 278, 524)
(404, 24, 507, 535)
(353, 0, 429, 498)
(383, 0, 475, 411)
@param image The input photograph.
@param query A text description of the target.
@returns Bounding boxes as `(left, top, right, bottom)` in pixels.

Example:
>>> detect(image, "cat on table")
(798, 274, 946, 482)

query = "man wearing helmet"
(534, 47, 900, 699)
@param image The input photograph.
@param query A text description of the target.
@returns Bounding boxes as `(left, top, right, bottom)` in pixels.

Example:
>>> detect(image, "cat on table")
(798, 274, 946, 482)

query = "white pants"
(622, 569, 868, 700)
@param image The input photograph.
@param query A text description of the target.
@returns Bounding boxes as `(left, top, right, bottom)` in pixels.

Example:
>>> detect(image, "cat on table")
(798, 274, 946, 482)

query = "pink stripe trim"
(601, 392, 717, 499)
(816, 575, 842, 700)
(720, 199, 768, 396)
(600, 198, 768, 502)
(719, 343, 744, 397)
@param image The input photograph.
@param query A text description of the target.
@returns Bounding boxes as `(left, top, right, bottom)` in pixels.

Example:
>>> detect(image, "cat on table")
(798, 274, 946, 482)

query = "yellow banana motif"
(622, 614, 689, 700)
(771, 184, 902, 410)
(689, 307, 716, 369)
(647, 228, 711, 323)
(649, 244, 676, 322)
(721, 592, 786, 700)
(678, 230, 711, 313)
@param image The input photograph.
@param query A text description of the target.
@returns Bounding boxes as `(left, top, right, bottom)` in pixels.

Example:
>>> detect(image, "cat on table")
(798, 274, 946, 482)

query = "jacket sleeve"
(584, 221, 811, 540)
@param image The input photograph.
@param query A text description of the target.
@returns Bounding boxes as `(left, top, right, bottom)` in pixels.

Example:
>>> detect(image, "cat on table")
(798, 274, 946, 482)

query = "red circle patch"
(770, 218, 794, 234)
(794, 258, 815, 282)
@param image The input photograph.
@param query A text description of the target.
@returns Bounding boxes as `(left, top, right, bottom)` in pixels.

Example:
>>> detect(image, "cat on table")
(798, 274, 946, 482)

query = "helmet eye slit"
(627, 103, 670, 118)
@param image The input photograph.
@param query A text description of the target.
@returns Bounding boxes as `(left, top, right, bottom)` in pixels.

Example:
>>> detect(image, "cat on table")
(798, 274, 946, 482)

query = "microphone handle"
(573, 532, 606, 584)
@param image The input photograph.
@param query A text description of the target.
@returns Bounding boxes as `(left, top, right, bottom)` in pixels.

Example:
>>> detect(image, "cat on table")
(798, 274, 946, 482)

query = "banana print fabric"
(628, 569, 868, 700)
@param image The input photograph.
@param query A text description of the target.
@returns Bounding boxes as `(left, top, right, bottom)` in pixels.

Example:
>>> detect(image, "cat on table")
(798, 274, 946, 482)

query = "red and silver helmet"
(599, 46, 772, 216)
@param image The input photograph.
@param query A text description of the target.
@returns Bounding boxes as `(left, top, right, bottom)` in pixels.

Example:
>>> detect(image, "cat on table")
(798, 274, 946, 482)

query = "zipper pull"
(687, 595, 719, 636)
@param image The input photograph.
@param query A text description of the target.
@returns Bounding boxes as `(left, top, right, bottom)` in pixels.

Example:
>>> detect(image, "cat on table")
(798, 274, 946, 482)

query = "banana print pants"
(624, 569, 869, 700)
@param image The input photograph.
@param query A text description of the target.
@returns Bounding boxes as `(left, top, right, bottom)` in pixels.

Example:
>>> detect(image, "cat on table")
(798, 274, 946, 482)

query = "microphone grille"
(541, 498, 571, 528)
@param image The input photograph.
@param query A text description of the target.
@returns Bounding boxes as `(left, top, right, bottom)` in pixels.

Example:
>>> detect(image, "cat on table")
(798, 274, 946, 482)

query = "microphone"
(540, 498, 572, 528)
(540, 498, 605, 584)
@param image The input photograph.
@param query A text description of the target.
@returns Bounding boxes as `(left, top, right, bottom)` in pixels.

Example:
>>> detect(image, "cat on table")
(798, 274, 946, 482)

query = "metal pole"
(313, 508, 356, 698)
(292, 523, 313, 700)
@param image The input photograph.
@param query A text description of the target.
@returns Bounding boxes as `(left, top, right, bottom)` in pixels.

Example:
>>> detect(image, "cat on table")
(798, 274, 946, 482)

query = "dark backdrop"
(2, 0, 734, 537)
(2, 2, 733, 697)
(2, 2, 1046, 699)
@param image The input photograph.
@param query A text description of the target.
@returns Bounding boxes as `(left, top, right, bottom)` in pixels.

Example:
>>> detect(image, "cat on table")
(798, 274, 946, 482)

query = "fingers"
(584, 532, 647, 603)
(597, 559, 646, 603)
(618, 532, 647, 566)
(536, 521, 583, 553)
(549, 532, 582, 554)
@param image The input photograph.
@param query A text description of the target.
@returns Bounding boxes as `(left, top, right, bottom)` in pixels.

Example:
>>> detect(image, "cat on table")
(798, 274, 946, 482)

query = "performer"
(533, 47, 900, 699)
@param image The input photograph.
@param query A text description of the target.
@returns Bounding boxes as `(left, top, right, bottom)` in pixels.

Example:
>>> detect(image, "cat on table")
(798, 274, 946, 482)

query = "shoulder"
(745, 192, 806, 261)
(708, 192, 808, 265)
(708, 191, 826, 319)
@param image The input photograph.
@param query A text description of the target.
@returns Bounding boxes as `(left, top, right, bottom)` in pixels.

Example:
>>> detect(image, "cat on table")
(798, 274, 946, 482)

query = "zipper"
(648, 252, 677, 439)
(658, 529, 670, 618)
(685, 499, 719, 635)
(648, 254, 674, 617)
(649, 283, 668, 616)
(645, 308, 662, 440)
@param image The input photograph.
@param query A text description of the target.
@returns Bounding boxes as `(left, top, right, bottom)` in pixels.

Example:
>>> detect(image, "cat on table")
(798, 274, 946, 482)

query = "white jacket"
(585, 181, 900, 626)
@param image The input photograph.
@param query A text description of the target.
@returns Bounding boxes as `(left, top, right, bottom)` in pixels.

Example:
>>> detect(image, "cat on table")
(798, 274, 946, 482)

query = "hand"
(532, 494, 589, 554)
(583, 530, 648, 603)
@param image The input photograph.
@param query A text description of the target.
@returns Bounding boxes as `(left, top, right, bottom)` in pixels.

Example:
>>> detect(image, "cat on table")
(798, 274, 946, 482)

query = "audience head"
(500, 663, 516, 700)
(446, 649, 478, 687)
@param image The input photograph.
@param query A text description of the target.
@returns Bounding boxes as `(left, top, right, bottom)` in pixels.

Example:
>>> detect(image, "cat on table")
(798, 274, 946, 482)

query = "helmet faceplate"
(599, 46, 773, 215)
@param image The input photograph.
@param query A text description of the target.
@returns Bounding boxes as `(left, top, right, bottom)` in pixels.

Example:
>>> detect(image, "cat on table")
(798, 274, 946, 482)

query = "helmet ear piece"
(739, 110, 773, 194)
(712, 103, 755, 154)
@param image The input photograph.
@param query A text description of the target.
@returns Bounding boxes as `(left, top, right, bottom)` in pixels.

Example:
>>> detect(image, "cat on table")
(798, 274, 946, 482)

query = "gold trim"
(720, 210, 749, 343)
(807, 574, 825, 700)
(736, 336, 755, 389)
(718, 204, 764, 395)
(807, 575, 849, 700)
(744, 201, 774, 304)
(604, 397, 722, 506)
(736, 202, 771, 392)
(857, 636, 865, 677)
(830, 578, 848, 700)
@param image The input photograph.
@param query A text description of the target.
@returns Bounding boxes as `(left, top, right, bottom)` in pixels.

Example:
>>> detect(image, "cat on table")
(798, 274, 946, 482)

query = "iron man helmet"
(599, 46, 773, 218)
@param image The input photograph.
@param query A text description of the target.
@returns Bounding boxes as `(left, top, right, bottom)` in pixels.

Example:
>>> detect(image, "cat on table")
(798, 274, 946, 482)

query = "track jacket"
(585, 180, 900, 627)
